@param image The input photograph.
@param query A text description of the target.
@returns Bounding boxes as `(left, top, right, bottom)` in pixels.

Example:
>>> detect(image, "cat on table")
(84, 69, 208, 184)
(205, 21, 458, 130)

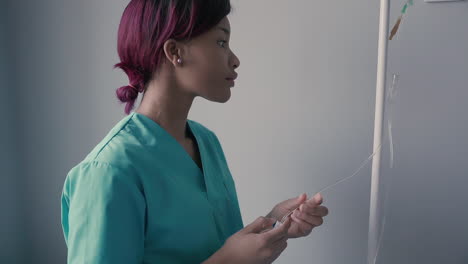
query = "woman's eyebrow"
(217, 27, 230, 36)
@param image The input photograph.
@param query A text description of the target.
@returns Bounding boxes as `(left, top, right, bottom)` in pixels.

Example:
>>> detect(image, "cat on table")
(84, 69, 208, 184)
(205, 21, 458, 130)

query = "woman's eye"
(218, 40, 227, 48)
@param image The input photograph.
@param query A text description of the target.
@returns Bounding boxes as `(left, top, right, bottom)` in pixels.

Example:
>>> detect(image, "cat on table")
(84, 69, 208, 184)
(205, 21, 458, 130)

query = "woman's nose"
(231, 52, 240, 69)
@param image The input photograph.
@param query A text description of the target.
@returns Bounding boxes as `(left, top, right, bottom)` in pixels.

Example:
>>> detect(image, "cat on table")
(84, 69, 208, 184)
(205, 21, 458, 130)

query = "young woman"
(60, 0, 329, 263)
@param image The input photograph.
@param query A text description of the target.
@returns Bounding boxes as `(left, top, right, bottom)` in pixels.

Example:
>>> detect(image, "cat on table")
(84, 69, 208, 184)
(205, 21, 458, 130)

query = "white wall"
(3, 0, 467, 263)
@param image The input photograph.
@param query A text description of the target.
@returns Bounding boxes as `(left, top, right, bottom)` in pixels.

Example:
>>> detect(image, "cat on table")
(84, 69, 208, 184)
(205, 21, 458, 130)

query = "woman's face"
(176, 17, 240, 103)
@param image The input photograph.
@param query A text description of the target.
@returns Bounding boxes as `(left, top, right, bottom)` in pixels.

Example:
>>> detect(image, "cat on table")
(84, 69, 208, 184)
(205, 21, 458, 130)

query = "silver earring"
(177, 58, 182, 64)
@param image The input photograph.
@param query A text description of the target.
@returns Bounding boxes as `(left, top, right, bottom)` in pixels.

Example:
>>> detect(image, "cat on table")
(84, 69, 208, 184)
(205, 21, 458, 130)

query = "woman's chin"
(207, 90, 231, 103)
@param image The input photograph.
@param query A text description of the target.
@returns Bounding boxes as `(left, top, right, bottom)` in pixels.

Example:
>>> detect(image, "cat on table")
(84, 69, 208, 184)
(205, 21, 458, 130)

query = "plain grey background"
(1, 0, 467, 263)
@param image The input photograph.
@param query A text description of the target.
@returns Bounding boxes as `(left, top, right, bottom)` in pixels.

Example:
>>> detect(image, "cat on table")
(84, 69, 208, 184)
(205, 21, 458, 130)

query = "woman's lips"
(226, 74, 237, 86)
(226, 78, 235, 86)
(226, 74, 238, 81)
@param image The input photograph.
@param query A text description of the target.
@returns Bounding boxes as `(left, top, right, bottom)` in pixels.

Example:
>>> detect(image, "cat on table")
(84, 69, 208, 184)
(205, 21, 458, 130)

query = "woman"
(61, 0, 329, 263)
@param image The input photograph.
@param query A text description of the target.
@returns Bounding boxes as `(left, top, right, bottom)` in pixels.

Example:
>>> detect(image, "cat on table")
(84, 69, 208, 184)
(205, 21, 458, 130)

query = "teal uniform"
(61, 112, 244, 263)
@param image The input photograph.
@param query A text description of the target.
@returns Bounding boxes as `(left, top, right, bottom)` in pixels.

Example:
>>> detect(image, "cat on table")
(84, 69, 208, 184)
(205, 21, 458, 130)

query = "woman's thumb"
(288, 193, 307, 208)
(297, 193, 307, 202)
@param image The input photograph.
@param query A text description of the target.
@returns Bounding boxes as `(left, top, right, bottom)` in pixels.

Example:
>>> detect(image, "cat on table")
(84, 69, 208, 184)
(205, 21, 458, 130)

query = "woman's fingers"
(290, 213, 313, 236)
(294, 208, 324, 227)
(300, 203, 329, 217)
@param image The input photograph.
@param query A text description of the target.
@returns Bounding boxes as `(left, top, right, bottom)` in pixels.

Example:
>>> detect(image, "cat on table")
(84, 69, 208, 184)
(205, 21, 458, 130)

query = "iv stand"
(368, 0, 390, 263)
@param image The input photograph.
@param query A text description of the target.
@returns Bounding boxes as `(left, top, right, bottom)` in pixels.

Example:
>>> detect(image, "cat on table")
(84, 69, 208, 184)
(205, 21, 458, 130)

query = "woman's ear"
(163, 39, 182, 66)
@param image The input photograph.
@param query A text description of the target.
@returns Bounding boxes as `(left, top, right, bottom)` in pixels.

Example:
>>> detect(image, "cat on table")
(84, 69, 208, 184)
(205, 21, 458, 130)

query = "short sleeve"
(61, 161, 145, 264)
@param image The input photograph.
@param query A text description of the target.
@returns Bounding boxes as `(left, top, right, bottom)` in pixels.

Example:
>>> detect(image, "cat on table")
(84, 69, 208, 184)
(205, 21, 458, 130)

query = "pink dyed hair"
(114, 0, 232, 114)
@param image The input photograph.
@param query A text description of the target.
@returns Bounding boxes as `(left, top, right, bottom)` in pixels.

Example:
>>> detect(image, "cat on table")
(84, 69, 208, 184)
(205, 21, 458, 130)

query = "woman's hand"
(267, 193, 329, 239)
(211, 216, 292, 264)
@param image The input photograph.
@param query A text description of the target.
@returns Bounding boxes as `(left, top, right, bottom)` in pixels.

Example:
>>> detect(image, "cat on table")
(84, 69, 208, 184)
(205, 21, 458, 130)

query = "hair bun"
(116, 84, 140, 114)
(116, 85, 138, 102)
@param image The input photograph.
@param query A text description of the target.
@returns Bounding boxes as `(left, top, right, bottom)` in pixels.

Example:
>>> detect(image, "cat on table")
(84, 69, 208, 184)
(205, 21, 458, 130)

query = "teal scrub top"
(61, 112, 244, 264)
